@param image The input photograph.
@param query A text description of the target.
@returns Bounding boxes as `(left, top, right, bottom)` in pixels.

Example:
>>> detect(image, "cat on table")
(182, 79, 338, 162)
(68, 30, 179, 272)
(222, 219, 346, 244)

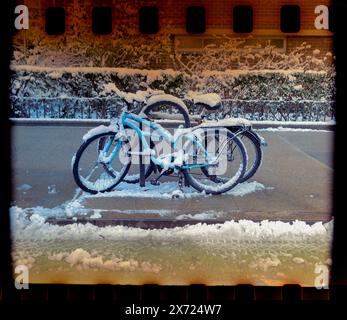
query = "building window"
(139, 6, 159, 34)
(281, 5, 301, 33)
(45, 7, 65, 35)
(92, 7, 112, 35)
(186, 6, 206, 34)
(233, 5, 253, 33)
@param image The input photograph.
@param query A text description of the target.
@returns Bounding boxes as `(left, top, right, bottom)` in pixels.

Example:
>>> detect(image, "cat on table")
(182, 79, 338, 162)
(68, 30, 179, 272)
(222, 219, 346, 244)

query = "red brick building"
(13, 0, 334, 68)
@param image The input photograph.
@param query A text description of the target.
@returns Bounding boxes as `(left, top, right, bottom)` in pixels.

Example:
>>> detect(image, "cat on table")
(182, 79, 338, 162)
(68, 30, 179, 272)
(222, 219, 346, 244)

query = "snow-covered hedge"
(10, 66, 335, 121)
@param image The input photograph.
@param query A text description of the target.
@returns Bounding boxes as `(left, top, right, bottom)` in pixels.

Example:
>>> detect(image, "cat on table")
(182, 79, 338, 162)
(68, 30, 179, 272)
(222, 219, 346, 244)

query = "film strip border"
(0, 284, 332, 303)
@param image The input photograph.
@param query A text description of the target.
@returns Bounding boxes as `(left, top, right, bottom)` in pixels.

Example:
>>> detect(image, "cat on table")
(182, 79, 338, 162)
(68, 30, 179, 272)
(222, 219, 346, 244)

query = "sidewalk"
(12, 126, 333, 225)
(63, 132, 332, 224)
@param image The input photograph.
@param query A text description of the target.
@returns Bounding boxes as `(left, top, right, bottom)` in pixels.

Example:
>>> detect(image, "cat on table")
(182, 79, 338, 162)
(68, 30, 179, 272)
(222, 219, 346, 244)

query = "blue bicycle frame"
(103, 112, 215, 170)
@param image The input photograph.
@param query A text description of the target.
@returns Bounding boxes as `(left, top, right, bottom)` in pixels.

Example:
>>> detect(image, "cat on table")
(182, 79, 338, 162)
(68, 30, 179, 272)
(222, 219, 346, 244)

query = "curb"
(10, 118, 110, 127)
(46, 217, 331, 229)
(10, 118, 335, 130)
(10, 118, 183, 129)
(251, 122, 335, 131)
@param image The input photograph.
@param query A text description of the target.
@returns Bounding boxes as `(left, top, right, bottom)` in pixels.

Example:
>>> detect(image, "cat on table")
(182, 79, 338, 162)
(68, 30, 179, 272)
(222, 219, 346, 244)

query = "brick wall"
(14, 0, 334, 67)
(23, 0, 333, 33)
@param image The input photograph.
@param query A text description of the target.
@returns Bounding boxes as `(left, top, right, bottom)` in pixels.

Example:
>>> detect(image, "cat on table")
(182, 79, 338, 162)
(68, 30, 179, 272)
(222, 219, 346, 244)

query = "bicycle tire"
(182, 128, 247, 195)
(98, 125, 155, 184)
(236, 130, 263, 183)
(73, 132, 131, 194)
(200, 129, 262, 183)
(141, 100, 191, 128)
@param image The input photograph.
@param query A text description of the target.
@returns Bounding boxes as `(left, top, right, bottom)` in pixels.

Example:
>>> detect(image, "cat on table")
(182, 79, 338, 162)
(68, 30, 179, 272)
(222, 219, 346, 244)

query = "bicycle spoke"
(73, 133, 131, 193)
(84, 162, 99, 181)
(183, 129, 247, 194)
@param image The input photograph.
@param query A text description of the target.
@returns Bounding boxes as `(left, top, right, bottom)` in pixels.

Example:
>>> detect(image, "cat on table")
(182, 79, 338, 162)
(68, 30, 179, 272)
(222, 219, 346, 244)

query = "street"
(11, 124, 334, 223)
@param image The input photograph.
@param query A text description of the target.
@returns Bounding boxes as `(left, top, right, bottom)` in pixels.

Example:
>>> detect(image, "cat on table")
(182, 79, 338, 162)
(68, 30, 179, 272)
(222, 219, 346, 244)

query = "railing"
(10, 96, 335, 122)
(216, 99, 336, 122)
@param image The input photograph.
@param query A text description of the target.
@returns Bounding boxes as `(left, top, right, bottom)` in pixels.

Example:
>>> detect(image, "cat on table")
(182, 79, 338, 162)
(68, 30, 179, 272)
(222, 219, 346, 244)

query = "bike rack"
(137, 121, 191, 188)
(139, 121, 146, 187)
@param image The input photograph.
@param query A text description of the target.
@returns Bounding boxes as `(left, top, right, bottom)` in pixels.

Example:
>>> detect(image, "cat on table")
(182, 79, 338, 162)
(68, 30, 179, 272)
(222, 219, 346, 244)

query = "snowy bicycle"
(72, 103, 248, 195)
(100, 86, 193, 184)
(186, 92, 267, 183)
(140, 92, 267, 184)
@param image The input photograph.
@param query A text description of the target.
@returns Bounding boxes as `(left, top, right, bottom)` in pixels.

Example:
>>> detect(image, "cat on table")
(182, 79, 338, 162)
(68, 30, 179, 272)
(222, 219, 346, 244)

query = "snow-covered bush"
(10, 0, 335, 122)
(10, 66, 335, 121)
(12, 2, 172, 69)
(10, 66, 335, 100)
(12, 3, 334, 73)
(174, 38, 334, 74)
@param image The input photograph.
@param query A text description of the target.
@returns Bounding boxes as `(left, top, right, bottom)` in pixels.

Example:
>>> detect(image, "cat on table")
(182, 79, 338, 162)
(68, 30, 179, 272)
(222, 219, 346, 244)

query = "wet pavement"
(12, 125, 334, 223)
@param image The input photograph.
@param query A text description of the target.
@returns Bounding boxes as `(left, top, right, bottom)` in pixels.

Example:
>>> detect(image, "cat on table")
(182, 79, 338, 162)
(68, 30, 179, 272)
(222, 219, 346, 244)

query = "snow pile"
(82, 181, 268, 200)
(11, 205, 332, 242)
(199, 117, 252, 128)
(89, 211, 102, 219)
(16, 184, 32, 192)
(82, 123, 118, 141)
(46, 248, 161, 273)
(250, 257, 281, 271)
(145, 94, 190, 115)
(257, 127, 332, 133)
(48, 248, 162, 273)
(176, 211, 226, 220)
(10, 205, 332, 285)
(185, 91, 222, 108)
(103, 83, 164, 104)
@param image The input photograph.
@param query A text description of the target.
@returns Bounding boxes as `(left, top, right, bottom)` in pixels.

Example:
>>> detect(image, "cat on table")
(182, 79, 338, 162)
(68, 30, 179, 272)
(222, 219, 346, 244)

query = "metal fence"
(10, 96, 335, 122)
(219, 99, 335, 122)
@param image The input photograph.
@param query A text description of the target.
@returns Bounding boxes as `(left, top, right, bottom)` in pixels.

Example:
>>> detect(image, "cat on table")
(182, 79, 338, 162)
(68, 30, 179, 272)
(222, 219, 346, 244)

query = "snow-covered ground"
(253, 120, 334, 131)
(10, 205, 332, 285)
(11, 181, 270, 219)
(10, 179, 331, 286)
(257, 128, 331, 133)
(82, 180, 269, 201)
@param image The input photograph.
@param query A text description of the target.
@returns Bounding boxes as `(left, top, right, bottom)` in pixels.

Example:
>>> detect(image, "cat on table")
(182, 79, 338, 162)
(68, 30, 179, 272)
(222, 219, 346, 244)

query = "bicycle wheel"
(141, 99, 191, 128)
(201, 129, 262, 183)
(98, 125, 155, 184)
(182, 128, 247, 195)
(122, 98, 191, 181)
(236, 130, 263, 183)
(73, 132, 131, 194)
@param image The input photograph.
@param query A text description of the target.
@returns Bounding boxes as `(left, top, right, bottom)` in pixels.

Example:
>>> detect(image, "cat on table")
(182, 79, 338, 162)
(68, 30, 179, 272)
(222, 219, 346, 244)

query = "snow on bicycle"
(72, 87, 266, 195)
